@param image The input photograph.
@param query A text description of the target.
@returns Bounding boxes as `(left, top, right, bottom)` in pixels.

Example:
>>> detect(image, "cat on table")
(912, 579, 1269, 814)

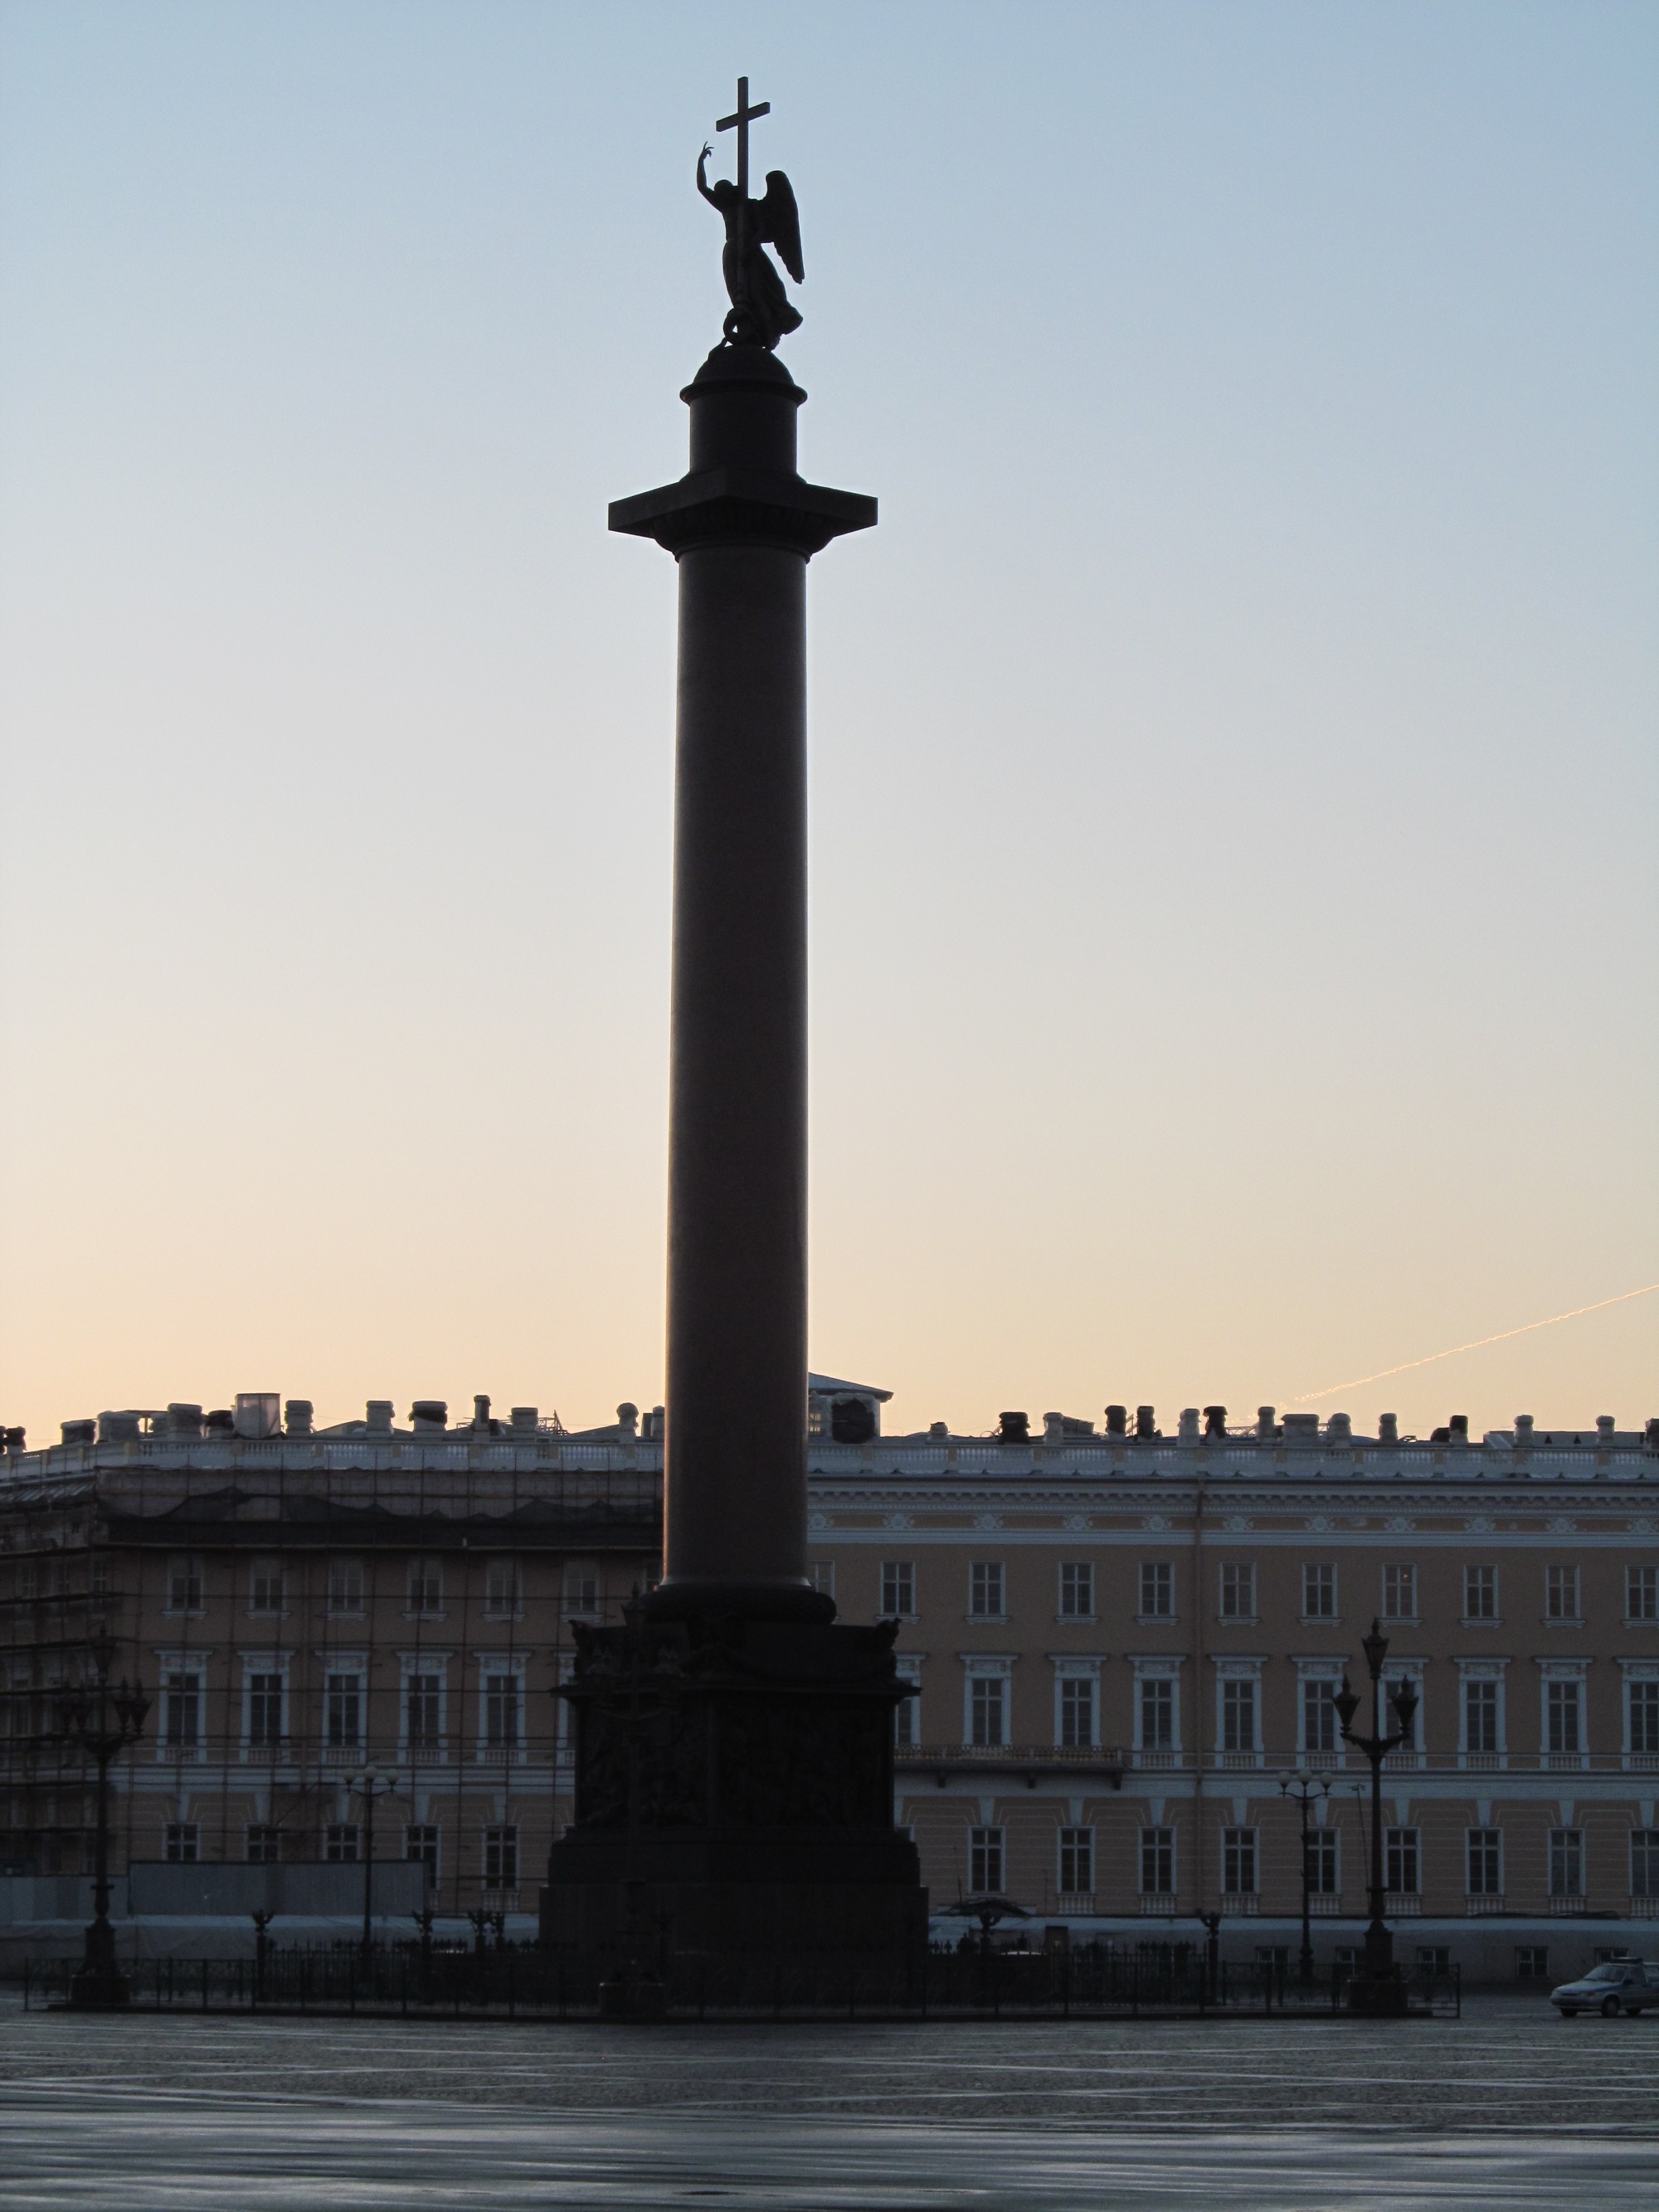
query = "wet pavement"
(2, 1995, 1654, 2206)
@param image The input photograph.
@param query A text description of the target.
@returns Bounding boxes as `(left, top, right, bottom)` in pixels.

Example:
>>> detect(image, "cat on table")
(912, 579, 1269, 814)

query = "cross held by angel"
(698, 77, 803, 351)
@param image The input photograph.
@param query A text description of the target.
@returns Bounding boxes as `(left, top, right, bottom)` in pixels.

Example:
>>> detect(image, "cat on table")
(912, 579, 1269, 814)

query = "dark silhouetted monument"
(541, 82, 926, 1993)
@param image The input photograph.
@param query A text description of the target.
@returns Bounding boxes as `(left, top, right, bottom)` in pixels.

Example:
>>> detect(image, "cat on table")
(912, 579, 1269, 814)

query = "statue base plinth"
(540, 1608, 927, 1971)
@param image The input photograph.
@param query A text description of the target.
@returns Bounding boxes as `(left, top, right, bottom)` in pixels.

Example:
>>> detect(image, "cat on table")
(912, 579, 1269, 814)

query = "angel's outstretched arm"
(696, 144, 718, 206)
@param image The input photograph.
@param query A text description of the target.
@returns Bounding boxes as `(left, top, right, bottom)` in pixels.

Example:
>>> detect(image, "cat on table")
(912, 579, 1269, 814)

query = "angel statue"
(697, 143, 803, 350)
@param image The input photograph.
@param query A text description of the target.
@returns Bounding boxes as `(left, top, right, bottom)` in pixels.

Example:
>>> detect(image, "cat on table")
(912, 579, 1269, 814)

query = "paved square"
(2, 1995, 1654, 2206)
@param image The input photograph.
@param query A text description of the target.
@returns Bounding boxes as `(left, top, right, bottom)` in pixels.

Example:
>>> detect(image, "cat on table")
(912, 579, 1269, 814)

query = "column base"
(542, 1606, 927, 1972)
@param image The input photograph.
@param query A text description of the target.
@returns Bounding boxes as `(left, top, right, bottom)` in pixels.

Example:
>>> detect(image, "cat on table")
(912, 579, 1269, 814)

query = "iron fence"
(15, 1943, 1458, 2021)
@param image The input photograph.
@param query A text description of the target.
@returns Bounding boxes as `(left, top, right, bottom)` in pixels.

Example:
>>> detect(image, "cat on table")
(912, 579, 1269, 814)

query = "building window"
(880, 1562, 915, 1618)
(407, 1559, 444, 1617)
(1221, 1678, 1257, 1754)
(1139, 1675, 1175, 1751)
(969, 1826, 1004, 1893)
(1467, 1828, 1502, 1896)
(1058, 1827, 1092, 1895)
(247, 1673, 285, 1750)
(1417, 1946, 1451, 1975)
(1140, 1826, 1175, 1895)
(484, 1671, 520, 1752)
(1139, 1562, 1174, 1619)
(249, 1558, 285, 1615)
(1545, 1565, 1579, 1621)
(1306, 1829, 1339, 1894)
(1302, 1563, 1336, 1620)
(483, 1825, 519, 1887)
(1548, 1828, 1584, 1899)
(162, 1671, 202, 1752)
(893, 1690, 915, 1749)
(1301, 1677, 1339, 1756)
(1464, 1678, 1501, 1756)
(325, 1672, 362, 1753)
(327, 1557, 364, 1615)
(970, 1675, 1006, 1748)
(1384, 1828, 1419, 1895)
(1384, 1669, 1423, 1753)
(1222, 1828, 1257, 1895)
(1630, 1831, 1659, 1899)
(1546, 1678, 1583, 1756)
(1219, 1563, 1255, 1620)
(1629, 1679, 1659, 1757)
(325, 1823, 359, 1864)
(808, 1562, 835, 1598)
(1515, 1946, 1550, 1980)
(969, 1562, 1005, 1618)
(1381, 1564, 1417, 1621)
(166, 1556, 204, 1615)
(1629, 1566, 1659, 1623)
(1465, 1565, 1497, 1621)
(164, 1822, 199, 1863)
(89, 1553, 110, 1597)
(246, 1825, 280, 1864)
(406, 1672, 442, 1752)
(406, 1824, 440, 1874)
(1059, 1562, 1094, 1619)
(562, 1559, 601, 1615)
(1058, 1675, 1095, 1750)
(484, 1558, 521, 1620)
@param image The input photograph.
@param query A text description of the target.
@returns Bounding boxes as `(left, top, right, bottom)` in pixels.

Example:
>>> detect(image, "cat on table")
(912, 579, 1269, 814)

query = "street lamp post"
(1331, 1620, 1418, 2015)
(347, 1763, 398, 1963)
(1277, 1768, 1331, 1983)
(61, 1628, 149, 2010)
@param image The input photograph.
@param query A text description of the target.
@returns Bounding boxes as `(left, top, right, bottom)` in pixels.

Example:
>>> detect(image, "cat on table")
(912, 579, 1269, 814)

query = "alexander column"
(542, 82, 923, 1995)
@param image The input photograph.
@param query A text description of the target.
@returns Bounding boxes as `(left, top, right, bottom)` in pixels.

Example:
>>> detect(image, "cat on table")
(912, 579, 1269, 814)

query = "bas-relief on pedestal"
(540, 81, 927, 1971)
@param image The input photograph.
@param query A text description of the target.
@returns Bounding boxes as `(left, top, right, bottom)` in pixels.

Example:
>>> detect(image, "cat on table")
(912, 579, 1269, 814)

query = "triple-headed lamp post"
(61, 1627, 149, 2010)
(1331, 1619, 1418, 2013)
(1276, 1767, 1331, 1983)
(348, 1762, 399, 1963)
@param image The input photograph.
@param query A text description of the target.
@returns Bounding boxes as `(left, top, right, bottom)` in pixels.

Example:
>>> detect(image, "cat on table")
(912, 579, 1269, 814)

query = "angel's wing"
(760, 170, 804, 285)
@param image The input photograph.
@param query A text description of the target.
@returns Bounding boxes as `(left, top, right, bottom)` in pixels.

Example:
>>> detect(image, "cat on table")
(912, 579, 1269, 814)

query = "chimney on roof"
(1326, 1412, 1351, 1442)
(1178, 1408, 1200, 1442)
(1597, 1415, 1615, 1441)
(472, 1394, 492, 1431)
(1203, 1406, 1227, 1438)
(998, 1411, 1029, 1443)
(1104, 1405, 1126, 1437)
(510, 1406, 538, 1435)
(1378, 1413, 1399, 1445)
(1135, 1406, 1157, 1440)
(617, 1402, 640, 1440)
(1514, 1414, 1534, 1444)
(366, 1400, 393, 1433)
(1449, 1413, 1469, 1442)
(98, 1411, 139, 1443)
(1256, 1406, 1276, 1440)
(61, 1420, 95, 1446)
(166, 1403, 204, 1440)
(929, 1420, 948, 1440)
(233, 1394, 280, 1440)
(285, 1400, 314, 1437)
(411, 1401, 448, 1434)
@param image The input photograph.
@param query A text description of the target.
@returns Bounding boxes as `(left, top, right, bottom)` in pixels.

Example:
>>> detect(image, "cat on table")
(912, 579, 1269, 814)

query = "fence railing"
(14, 1945, 1460, 2022)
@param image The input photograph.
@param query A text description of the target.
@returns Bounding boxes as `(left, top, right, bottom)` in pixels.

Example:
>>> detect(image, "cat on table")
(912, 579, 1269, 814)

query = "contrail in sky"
(1291, 1281, 1659, 1405)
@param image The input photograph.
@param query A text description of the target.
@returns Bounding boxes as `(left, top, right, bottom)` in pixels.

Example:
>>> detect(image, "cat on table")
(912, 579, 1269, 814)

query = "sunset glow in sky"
(1, 2, 1654, 1443)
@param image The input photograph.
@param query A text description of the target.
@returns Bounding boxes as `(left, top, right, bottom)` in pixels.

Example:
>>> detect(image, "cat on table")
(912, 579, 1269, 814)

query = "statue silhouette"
(698, 144, 803, 351)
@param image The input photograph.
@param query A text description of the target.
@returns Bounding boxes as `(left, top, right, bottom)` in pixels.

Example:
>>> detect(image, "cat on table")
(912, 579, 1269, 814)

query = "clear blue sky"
(1, 1, 1654, 1440)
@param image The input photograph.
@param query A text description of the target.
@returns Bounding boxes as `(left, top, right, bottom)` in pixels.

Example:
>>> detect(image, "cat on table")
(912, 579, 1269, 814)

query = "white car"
(1550, 1960, 1659, 2017)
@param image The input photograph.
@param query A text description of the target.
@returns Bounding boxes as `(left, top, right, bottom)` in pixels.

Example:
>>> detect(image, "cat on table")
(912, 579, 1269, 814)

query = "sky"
(1, 0, 1654, 1445)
